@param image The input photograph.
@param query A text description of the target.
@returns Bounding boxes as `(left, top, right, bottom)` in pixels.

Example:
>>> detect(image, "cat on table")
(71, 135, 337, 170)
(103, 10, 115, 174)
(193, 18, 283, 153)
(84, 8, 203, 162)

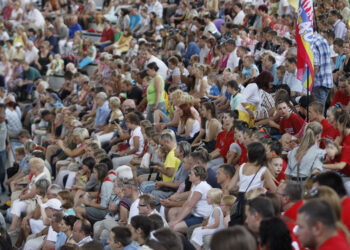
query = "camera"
(111, 118, 120, 125)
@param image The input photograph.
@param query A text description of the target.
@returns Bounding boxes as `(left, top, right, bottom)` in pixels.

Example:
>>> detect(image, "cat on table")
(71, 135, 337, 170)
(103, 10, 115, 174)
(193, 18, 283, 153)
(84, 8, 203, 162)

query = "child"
(191, 188, 225, 249)
(207, 73, 220, 99)
(323, 141, 350, 177)
(226, 80, 242, 111)
(220, 195, 235, 227)
(277, 100, 305, 136)
(46, 54, 64, 76)
(241, 56, 259, 80)
(276, 65, 285, 85)
(268, 154, 285, 184)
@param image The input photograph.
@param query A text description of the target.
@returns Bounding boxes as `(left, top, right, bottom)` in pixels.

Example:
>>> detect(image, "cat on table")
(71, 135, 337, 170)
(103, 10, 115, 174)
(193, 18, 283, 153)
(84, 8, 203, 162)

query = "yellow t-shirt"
(162, 147, 181, 182)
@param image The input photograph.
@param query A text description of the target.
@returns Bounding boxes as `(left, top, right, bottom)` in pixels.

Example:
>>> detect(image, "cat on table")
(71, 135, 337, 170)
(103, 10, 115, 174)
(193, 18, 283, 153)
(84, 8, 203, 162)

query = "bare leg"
(168, 207, 181, 222)
(173, 221, 188, 234)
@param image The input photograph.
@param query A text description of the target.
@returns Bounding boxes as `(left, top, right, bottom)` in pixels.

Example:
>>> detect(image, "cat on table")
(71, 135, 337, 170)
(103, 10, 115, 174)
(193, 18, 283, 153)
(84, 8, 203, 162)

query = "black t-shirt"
(127, 86, 143, 105)
(184, 168, 221, 191)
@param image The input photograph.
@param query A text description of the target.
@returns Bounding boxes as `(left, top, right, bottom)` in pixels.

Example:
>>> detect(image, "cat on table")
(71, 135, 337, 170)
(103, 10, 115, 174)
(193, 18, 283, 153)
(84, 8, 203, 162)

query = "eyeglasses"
(138, 203, 147, 207)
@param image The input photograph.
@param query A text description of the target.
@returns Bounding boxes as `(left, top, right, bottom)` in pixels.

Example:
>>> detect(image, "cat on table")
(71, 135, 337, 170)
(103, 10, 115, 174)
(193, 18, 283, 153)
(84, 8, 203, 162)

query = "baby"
(46, 54, 64, 76)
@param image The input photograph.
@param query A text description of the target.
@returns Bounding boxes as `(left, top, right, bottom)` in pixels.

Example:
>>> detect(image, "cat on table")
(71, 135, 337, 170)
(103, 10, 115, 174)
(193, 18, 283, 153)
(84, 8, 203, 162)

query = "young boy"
(277, 101, 305, 136)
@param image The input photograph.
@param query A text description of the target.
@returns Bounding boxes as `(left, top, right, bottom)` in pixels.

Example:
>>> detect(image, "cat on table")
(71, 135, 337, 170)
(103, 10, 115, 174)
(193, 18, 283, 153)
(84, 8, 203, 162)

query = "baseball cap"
(41, 198, 62, 210)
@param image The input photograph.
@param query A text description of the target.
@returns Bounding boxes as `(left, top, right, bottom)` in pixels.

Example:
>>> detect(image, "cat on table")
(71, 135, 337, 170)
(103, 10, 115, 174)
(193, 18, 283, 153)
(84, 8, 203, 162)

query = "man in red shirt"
(309, 102, 340, 142)
(277, 180, 303, 221)
(330, 77, 350, 107)
(313, 172, 350, 232)
(277, 101, 305, 136)
(296, 199, 350, 250)
(96, 20, 115, 51)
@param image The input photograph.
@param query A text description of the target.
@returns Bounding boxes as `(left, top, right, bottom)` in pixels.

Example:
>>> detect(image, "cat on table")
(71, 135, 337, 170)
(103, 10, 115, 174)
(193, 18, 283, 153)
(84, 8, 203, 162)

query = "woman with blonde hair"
(285, 122, 325, 183)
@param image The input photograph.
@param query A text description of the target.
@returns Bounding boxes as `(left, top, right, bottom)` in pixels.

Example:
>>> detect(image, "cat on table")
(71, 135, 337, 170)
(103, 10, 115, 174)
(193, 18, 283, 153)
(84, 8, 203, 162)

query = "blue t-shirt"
(225, 90, 231, 101)
(129, 14, 142, 31)
(209, 85, 220, 96)
(69, 23, 82, 39)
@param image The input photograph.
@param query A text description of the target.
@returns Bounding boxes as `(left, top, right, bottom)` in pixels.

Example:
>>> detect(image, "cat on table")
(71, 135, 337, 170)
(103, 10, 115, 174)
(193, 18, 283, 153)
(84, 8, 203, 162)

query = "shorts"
(184, 214, 204, 227)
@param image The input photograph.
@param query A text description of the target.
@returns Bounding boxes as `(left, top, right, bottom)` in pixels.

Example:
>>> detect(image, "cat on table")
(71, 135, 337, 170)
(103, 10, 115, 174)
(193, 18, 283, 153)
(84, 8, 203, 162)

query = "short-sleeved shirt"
(329, 146, 350, 177)
(95, 101, 111, 126)
(320, 119, 340, 141)
(23, 66, 41, 81)
(191, 181, 212, 218)
(99, 179, 114, 208)
(313, 33, 333, 89)
(318, 234, 350, 250)
(279, 113, 305, 135)
(331, 90, 350, 107)
(163, 147, 181, 182)
(342, 197, 350, 232)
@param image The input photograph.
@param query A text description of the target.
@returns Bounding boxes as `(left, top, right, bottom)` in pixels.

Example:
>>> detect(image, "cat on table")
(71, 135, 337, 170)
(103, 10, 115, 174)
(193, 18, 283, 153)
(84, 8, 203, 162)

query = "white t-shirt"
(26, 8, 45, 28)
(129, 126, 144, 155)
(204, 22, 219, 36)
(25, 47, 39, 64)
(128, 198, 140, 224)
(146, 55, 168, 81)
(191, 181, 212, 218)
(0, 31, 9, 41)
(47, 226, 58, 242)
(233, 10, 245, 25)
(226, 48, 239, 70)
(236, 83, 261, 114)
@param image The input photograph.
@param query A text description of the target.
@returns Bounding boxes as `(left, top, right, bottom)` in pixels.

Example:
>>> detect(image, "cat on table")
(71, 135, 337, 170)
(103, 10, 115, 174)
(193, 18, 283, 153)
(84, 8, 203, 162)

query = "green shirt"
(230, 93, 242, 111)
(147, 74, 165, 105)
(114, 31, 123, 43)
(23, 67, 41, 81)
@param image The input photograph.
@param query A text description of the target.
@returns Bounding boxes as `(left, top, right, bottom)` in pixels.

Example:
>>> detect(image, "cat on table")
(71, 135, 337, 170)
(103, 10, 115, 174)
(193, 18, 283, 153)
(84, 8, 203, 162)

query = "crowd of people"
(0, 0, 350, 249)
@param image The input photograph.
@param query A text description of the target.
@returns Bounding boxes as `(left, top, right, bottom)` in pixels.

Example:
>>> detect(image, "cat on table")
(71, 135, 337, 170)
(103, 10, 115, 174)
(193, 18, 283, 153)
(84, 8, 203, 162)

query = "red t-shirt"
(101, 28, 115, 43)
(279, 113, 305, 135)
(276, 160, 287, 183)
(282, 218, 305, 250)
(215, 130, 235, 161)
(329, 146, 350, 176)
(331, 90, 350, 107)
(321, 119, 340, 141)
(284, 200, 304, 221)
(238, 143, 247, 165)
(342, 133, 350, 147)
(342, 197, 350, 232)
(318, 233, 350, 250)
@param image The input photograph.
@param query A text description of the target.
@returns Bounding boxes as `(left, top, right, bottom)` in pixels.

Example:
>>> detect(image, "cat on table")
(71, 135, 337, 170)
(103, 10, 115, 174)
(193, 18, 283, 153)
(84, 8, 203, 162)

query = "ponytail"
(295, 122, 323, 163)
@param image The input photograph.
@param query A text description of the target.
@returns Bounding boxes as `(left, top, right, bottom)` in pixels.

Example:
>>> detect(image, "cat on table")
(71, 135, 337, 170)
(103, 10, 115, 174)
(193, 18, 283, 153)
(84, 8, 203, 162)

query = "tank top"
(189, 119, 200, 138)
(238, 163, 266, 192)
(205, 119, 222, 140)
(147, 74, 165, 105)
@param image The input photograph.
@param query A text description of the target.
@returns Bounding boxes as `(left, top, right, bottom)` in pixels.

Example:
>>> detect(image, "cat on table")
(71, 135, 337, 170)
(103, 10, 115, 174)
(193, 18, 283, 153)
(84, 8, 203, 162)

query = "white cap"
(41, 198, 62, 210)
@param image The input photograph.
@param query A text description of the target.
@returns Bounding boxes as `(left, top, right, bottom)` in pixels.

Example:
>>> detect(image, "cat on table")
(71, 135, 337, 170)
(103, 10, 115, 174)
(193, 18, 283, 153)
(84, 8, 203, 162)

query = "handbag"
(229, 171, 258, 226)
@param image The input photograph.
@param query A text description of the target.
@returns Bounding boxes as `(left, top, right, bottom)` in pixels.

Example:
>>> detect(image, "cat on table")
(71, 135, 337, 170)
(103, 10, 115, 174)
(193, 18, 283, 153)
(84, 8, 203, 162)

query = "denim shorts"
(184, 214, 204, 227)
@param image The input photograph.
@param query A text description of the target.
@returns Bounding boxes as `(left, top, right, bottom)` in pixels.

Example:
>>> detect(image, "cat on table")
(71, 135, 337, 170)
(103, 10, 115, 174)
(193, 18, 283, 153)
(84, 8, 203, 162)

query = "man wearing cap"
(22, 197, 63, 250)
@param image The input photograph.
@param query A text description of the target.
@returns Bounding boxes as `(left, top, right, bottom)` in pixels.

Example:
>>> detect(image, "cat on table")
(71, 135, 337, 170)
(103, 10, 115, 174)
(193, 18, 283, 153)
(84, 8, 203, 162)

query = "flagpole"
(307, 67, 309, 122)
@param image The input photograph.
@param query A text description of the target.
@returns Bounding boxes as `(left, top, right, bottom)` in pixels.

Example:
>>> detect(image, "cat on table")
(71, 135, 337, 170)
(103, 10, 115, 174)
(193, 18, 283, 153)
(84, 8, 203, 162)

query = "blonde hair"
(29, 157, 45, 172)
(207, 188, 223, 205)
(180, 92, 194, 105)
(73, 128, 89, 141)
(170, 89, 183, 103)
(295, 122, 323, 163)
(245, 187, 266, 199)
(140, 120, 152, 129)
(222, 195, 236, 206)
(109, 97, 121, 109)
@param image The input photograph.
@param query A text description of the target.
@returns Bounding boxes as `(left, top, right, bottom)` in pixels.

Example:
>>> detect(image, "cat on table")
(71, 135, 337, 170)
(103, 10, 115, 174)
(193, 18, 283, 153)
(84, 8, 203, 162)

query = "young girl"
(323, 140, 350, 177)
(191, 188, 225, 250)
(268, 154, 284, 185)
(241, 56, 259, 81)
(46, 54, 64, 76)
